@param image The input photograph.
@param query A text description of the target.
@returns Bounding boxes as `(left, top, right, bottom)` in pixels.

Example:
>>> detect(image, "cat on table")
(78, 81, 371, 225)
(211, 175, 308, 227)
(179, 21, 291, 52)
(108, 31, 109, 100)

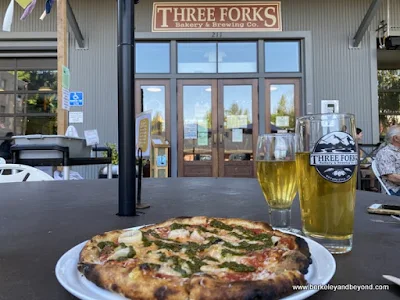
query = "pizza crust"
(78, 263, 188, 300)
(189, 271, 306, 300)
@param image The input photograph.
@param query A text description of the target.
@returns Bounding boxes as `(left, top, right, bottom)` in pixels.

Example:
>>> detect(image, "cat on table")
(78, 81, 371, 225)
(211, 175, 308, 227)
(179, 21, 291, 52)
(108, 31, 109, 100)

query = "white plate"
(56, 226, 336, 300)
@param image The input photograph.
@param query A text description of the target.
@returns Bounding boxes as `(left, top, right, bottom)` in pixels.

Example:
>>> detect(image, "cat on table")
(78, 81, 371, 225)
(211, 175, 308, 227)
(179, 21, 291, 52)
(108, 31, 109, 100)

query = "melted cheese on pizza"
(92, 219, 300, 282)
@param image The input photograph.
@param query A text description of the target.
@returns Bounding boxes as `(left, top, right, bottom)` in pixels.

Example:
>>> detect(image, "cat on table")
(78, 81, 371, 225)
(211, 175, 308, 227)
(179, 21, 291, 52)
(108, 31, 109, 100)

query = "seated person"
(0, 132, 13, 160)
(376, 125, 400, 196)
(357, 127, 378, 192)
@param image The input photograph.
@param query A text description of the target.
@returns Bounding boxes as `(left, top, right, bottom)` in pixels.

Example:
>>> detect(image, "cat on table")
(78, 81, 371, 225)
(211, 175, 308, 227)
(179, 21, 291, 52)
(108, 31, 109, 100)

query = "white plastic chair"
(0, 164, 54, 183)
(371, 160, 391, 195)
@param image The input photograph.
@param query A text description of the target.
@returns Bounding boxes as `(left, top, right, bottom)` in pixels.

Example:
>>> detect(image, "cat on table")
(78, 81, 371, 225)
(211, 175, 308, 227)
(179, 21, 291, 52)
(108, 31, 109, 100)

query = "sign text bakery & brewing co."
(152, 2, 282, 32)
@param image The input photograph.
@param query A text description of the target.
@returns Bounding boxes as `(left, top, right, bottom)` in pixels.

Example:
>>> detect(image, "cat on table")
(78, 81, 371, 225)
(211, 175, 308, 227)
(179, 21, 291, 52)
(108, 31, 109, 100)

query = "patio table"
(0, 178, 399, 300)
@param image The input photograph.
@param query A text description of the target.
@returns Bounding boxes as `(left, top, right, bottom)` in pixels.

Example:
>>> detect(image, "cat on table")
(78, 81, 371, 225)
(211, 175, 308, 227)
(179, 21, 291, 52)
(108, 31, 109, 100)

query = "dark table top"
(0, 178, 399, 300)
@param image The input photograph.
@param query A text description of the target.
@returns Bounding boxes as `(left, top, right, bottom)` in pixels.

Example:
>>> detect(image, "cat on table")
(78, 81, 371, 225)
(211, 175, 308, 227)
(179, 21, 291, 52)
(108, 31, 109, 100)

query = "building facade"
(0, 0, 399, 178)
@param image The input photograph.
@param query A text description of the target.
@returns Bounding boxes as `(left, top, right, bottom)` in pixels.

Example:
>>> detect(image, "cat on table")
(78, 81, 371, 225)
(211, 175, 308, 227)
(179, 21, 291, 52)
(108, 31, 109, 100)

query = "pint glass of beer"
(256, 134, 298, 231)
(295, 114, 358, 254)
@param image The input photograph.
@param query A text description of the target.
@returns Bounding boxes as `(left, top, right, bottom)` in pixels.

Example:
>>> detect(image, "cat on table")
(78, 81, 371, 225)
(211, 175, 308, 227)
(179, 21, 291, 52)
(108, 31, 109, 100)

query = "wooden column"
(57, 0, 68, 135)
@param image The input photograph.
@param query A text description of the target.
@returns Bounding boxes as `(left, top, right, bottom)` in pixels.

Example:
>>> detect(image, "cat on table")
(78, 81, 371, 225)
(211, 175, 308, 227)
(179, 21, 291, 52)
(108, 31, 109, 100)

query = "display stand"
(150, 139, 170, 178)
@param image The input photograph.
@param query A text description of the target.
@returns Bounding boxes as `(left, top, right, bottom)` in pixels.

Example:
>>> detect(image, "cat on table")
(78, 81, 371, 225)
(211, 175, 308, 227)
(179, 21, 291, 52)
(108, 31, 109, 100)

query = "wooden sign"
(152, 2, 282, 32)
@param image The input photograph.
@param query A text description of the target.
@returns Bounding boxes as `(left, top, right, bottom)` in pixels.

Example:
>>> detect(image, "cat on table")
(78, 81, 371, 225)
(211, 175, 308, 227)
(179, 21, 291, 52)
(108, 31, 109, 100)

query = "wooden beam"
(57, 0, 68, 135)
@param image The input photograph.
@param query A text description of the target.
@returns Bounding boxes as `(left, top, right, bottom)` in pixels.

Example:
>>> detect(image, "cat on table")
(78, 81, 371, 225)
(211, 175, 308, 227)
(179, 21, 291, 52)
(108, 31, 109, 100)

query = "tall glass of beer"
(256, 134, 298, 232)
(295, 114, 358, 254)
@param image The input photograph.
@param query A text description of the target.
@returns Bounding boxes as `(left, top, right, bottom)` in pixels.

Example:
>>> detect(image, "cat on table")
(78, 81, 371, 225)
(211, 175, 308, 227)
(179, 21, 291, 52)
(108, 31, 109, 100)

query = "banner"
(152, 2, 281, 32)
(136, 111, 152, 157)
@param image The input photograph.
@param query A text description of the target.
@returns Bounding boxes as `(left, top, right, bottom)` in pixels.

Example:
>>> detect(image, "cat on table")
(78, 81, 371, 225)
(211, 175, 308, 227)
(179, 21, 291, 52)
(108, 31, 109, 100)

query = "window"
(141, 85, 166, 139)
(378, 69, 400, 140)
(0, 58, 57, 150)
(218, 42, 257, 73)
(178, 43, 217, 73)
(177, 42, 258, 74)
(265, 41, 300, 72)
(135, 43, 170, 73)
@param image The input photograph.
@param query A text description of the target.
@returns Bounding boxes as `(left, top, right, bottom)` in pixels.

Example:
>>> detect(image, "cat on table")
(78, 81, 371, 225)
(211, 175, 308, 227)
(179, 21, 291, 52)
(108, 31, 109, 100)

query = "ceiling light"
(146, 87, 161, 92)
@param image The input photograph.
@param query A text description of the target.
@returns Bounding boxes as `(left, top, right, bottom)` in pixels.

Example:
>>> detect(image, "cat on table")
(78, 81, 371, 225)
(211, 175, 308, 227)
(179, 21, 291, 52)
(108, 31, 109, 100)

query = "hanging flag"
(45, 0, 54, 14)
(20, 0, 37, 20)
(15, 0, 31, 9)
(2, 0, 15, 32)
(40, 0, 54, 21)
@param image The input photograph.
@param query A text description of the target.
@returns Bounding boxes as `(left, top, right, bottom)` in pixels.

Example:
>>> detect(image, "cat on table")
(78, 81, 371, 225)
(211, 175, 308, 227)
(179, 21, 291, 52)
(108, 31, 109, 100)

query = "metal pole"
(117, 0, 136, 216)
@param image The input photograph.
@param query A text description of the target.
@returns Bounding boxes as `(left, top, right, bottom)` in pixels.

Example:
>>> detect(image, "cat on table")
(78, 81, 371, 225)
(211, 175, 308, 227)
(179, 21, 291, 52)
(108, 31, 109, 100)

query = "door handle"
(219, 133, 223, 144)
(213, 133, 217, 144)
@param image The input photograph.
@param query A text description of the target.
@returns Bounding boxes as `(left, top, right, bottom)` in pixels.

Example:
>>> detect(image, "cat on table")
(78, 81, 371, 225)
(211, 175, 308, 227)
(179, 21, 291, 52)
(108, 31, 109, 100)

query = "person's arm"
(384, 174, 400, 184)
(377, 152, 400, 184)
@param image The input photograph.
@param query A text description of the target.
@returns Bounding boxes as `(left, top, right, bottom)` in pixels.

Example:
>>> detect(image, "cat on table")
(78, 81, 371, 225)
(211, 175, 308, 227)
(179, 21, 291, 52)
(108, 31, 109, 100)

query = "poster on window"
(276, 116, 289, 127)
(232, 128, 243, 143)
(184, 123, 197, 139)
(227, 115, 248, 129)
(197, 119, 208, 146)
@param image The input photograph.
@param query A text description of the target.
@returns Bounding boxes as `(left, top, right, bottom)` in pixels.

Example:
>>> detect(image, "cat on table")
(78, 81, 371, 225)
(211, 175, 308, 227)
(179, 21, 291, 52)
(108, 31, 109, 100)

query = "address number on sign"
(211, 32, 222, 38)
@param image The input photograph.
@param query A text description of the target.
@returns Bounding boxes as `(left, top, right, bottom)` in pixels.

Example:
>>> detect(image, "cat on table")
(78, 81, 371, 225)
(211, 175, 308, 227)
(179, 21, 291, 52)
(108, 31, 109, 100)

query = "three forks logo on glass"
(310, 131, 358, 183)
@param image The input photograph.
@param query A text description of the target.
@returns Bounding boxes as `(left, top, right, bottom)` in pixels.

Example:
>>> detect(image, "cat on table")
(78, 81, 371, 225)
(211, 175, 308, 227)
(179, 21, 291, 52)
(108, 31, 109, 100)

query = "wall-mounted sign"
(152, 2, 282, 32)
(69, 111, 83, 124)
(70, 92, 84, 107)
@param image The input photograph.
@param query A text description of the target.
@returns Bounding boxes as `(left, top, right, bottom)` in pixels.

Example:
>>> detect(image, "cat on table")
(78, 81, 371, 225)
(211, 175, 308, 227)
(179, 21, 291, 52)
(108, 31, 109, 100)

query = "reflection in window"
(0, 94, 14, 114)
(182, 85, 212, 161)
(16, 116, 57, 135)
(16, 94, 57, 114)
(378, 69, 400, 140)
(0, 71, 15, 91)
(223, 85, 253, 161)
(17, 70, 57, 91)
(136, 43, 170, 73)
(265, 41, 300, 72)
(141, 86, 166, 139)
(178, 43, 217, 73)
(218, 42, 257, 73)
(0, 59, 58, 136)
(270, 84, 295, 132)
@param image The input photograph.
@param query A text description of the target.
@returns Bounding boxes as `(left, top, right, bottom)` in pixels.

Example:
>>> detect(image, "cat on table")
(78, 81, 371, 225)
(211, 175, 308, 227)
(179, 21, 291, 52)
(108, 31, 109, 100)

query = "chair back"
(371, 160, 391, 195)
(0, 164, 54, 183)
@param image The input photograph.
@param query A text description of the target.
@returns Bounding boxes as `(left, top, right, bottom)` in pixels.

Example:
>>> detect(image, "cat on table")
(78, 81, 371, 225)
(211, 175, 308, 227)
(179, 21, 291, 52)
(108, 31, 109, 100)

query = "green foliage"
(270, 95, 295, 130)
(378, 70, 400, 139)
(105, 143, 119, 165)
(104, 142, 148, 166)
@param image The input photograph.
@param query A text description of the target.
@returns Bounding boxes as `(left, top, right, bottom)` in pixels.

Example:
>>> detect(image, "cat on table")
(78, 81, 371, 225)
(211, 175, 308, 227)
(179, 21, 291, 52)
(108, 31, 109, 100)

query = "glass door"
(265, 79, 300, 133)
(177, 80, 218, 177)
(177, 79, 257, 177)
(218, 79, 258, 177)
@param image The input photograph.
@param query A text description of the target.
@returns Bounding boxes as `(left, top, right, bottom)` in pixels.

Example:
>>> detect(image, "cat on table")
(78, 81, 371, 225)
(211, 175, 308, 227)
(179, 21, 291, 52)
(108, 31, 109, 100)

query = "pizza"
(78, 217, 312, 300)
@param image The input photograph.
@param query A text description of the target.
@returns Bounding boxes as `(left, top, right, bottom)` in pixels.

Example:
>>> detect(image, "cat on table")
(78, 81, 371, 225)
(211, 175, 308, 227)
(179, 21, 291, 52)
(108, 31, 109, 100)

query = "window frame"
(0, 58, 57, 139)
(264, 40, 301, 73)
(135, 42, 171, 74)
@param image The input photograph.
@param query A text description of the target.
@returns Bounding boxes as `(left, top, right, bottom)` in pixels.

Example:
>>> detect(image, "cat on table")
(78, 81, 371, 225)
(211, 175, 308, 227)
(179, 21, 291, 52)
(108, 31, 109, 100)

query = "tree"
(378, 70, 400, 138)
